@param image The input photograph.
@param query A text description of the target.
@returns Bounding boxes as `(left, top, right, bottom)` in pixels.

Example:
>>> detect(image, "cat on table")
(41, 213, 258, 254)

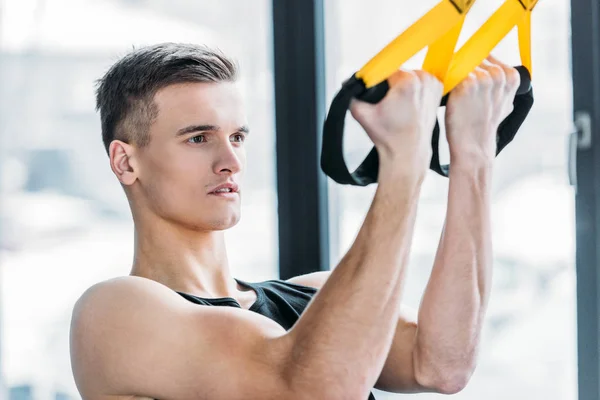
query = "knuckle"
(505, 67, 521, 90)
(389, 69, 411, 85)
(487, 54, 507, 68)
(490, 66, 507, 88)
(417, 70, 441, 89)
(404, 71, 422, 92)
(459, 72, 477, 91)
(387, 69, 403, 86)
(413, 70, 427, 80)
(476, 69, 493, 88)
(489, 63, 504, 77)
(349, 99, 364, 119)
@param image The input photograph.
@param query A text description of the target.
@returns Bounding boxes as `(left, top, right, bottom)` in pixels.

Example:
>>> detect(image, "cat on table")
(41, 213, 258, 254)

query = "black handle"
(357, 80, 390, 104)
(320, 66, 534, 185)
(358, 65, 531, 107)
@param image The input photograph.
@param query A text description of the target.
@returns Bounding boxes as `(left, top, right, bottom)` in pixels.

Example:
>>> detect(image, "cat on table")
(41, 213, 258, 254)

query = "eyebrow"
(176, 124, 250, 136)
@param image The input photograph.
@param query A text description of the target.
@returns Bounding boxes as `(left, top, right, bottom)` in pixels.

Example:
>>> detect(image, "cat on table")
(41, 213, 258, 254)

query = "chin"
(170, 200, 241, 231)
(210, 220, 240, 231)
(206, 211, 241, 231)
(177, 215, 239, 232)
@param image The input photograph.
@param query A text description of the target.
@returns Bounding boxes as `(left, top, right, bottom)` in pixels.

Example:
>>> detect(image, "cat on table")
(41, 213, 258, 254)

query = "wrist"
(448, 158, 494, 183)
(378, 151, 429, 182)
(449, 141, 496, 169)
(447, 125, 498, 165)
(450, 153, 494, 169)
(377, 157, 427, 190)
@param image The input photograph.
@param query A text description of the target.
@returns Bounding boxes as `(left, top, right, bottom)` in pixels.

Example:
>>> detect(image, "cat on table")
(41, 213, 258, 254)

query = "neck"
(130, 216, 239, 299)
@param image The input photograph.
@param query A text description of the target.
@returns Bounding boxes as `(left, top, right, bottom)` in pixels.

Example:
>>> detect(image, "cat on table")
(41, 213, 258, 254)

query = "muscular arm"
(412, 56, 517, 392)
(281, 167, 425, 399)
(289, 58, 514, 395)
(288, 163, 493, 395)
(412, 162, 493, 391)
(287, 272, 427, 393)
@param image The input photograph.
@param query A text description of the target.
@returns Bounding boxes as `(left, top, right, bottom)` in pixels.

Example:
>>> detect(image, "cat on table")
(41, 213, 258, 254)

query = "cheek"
(170, 161, 213, 199)
(146, 151, 212, 197)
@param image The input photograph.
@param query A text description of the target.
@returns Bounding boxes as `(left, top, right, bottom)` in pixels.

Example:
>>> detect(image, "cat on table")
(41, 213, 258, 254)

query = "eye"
(188, 135, 206, 144)
(231, 134, 246, 143)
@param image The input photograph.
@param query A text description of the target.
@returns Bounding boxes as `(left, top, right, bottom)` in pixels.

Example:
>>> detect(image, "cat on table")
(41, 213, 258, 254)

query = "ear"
(109, 140, 138, 186)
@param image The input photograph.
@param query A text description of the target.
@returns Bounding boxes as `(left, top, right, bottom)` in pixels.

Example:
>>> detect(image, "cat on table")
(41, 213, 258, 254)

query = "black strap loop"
(320, 76, 385, 186)
(321, 66, 534, 184)
(432, 66, 534, 176)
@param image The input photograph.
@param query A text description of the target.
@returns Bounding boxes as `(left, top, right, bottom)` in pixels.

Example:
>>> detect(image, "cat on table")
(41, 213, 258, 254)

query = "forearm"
(282, 164, 423, 399)
(413, 161, 494, 390)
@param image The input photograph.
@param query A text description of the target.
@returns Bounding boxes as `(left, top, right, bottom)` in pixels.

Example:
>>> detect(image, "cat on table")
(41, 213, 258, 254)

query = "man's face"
(134, 81, 248, 231)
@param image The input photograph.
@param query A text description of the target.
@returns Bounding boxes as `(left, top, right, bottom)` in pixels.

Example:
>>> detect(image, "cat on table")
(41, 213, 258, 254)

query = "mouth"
(209, 182, 239, 196)
(208, 188, 239, 198)
(210, 188, 234, 193)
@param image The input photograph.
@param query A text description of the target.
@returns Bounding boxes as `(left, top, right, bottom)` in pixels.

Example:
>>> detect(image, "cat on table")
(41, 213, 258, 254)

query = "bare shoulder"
(69, 276, 181, 396)
(73, 276, 166, 310)
(70, 276, 182, 348)
(70, 276, 289, 400)
(286, 270, 332, 289)
(71, 275, 178, 318)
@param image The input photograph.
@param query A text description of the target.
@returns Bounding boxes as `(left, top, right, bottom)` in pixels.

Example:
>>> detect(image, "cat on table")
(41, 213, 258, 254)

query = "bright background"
(0, 1, 576, 399)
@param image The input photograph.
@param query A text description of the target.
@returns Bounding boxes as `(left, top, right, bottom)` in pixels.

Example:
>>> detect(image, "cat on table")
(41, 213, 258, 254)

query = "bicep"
(71, 277, 292, 400)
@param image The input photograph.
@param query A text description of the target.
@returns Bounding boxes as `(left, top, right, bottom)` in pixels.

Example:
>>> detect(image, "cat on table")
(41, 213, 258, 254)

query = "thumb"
(349, 98, 374, 126)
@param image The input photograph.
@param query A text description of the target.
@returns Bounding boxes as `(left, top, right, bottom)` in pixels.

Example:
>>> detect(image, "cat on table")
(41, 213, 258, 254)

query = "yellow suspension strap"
(321, 0, 538, 185)
(430, 0, 538, 175)
(356, 0, 475, 89)
(320, 0, 476, 186)
(443, 0, 538, 93)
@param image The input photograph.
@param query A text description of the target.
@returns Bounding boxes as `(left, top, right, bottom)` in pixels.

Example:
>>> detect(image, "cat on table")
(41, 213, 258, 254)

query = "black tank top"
(177, 278, 377, 400)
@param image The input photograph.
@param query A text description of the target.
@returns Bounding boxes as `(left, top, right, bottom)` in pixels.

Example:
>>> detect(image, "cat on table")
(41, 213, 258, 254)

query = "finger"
(479, 60, 506, 89)
(413, 70, 443, 104)
(412, 69, 431, 81)
(414, 70, 443, 90)
(349, 97, 377, 128)
(486, 53, 509, 68)
(481, 56, 494, 68)
(387, 69, 423, 100)
(414, 70, 443, 85)
(453, 70, 477, 93)
(486, 55, 521, 94)
(474, 66, 493, 90)
(349, 97, 367, 116)
(387, 68, 416, 86)
(502, 65, 521, 94)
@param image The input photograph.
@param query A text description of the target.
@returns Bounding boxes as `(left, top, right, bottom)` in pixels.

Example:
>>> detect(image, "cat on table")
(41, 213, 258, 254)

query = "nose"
(213, 141, 243, 175)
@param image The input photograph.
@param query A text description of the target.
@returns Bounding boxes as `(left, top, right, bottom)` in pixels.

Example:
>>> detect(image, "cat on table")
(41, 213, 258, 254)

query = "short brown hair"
(95, 42, 239, 153)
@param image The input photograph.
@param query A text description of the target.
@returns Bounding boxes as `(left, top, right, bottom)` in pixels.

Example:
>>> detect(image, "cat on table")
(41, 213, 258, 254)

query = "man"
(69, 42, 520, 400)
